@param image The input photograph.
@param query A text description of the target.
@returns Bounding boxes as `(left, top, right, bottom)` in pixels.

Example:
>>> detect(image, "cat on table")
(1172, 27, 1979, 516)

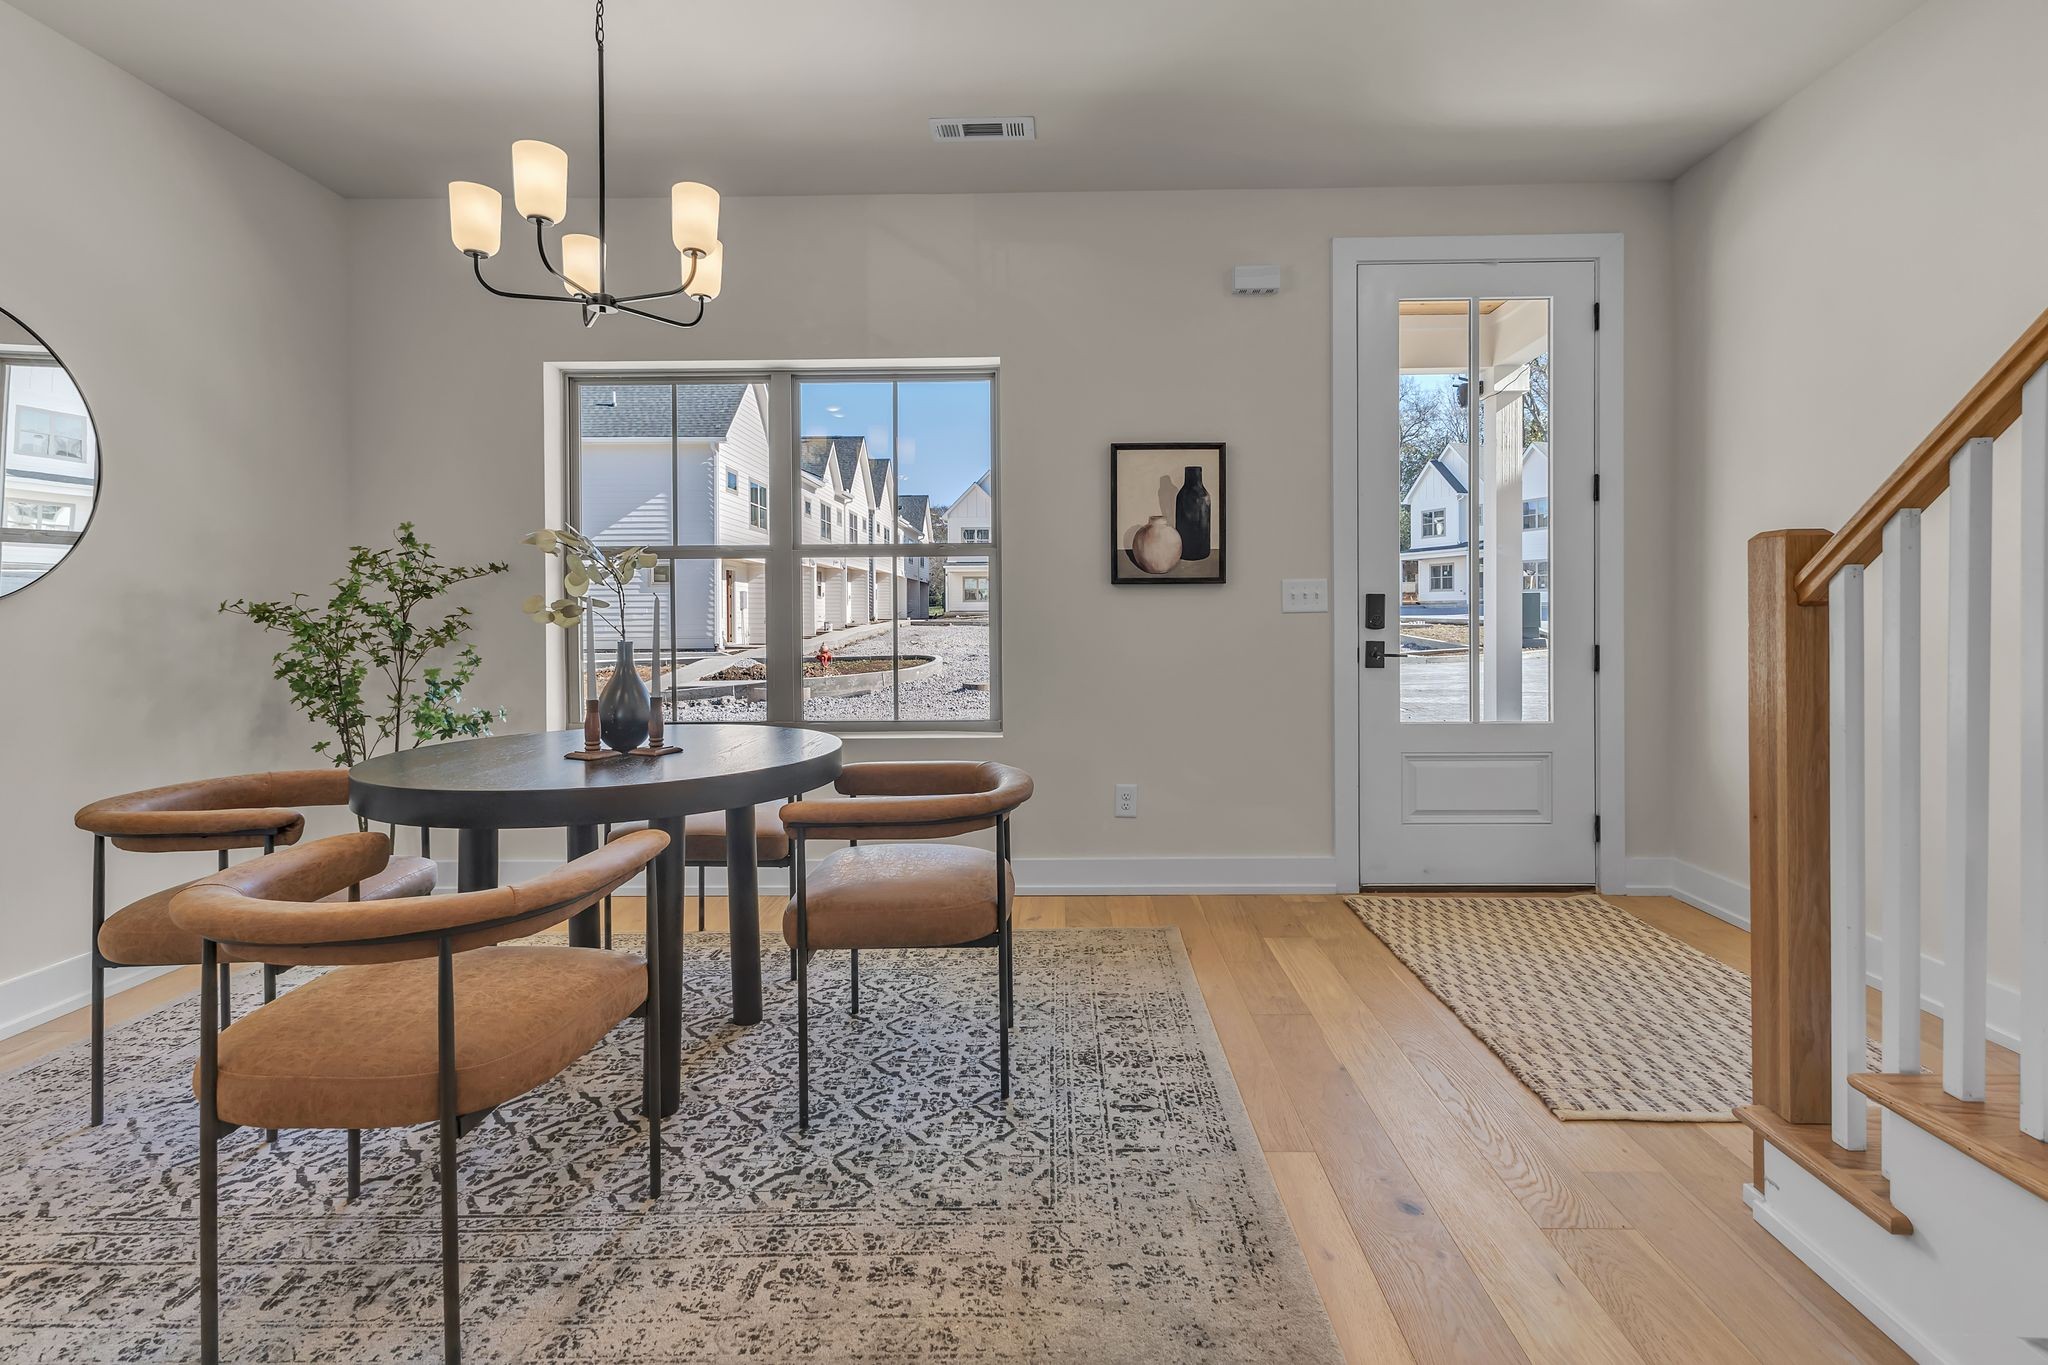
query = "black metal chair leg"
(849, 948, 859, 1017)
(90, 836, 105, 1127)
(697, 864, 706, 933)
(644, 869, 662, 1198)
(218, 962, 233, 1032)
(789, 946, 797, 982)
(346, 1129, 361, 1200)
(436, 939, 461, 1364)
(998, 933, 1011, 1102)
(262, 964, 279, 1004)
(603, 894, 613, 950)
(199, 940, 220, 1364)
(795, 835, 810, 1130)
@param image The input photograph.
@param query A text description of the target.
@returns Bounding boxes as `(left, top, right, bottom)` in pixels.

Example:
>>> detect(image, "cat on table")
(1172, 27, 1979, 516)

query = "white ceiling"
(13, 0, 1919, 199)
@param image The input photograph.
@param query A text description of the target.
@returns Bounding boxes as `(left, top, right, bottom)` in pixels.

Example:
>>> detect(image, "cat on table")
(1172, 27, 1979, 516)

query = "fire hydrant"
(815, 645, 833, 667)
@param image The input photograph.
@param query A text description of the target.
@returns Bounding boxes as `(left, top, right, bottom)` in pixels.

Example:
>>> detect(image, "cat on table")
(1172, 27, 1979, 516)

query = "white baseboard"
(1622, 854, 1751, 929)
(453, 855, 1344, 899)
(1621, 855, 2021, 1053)
(1747, 1176, 1950, 1365)
(0, 955, 180, 1042)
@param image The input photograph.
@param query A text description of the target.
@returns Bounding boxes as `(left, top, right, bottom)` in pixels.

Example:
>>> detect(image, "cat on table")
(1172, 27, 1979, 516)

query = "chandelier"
(446, 0, 721, 329)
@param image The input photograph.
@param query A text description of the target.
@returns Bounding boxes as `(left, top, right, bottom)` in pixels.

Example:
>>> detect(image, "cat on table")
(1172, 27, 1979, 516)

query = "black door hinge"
(1592, 473, 1601, 502)
(1593, 644, 1601, 672)
(1593, 301, 1601, 331)
(1594, 814, 1602, 843)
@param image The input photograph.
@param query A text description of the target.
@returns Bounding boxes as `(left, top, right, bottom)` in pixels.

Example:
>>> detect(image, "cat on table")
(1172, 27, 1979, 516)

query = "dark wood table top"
(348, 725, 844, 828)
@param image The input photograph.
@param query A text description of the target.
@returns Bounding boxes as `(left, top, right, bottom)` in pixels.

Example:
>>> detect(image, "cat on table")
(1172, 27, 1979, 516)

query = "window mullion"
(764, 372, 801, 723)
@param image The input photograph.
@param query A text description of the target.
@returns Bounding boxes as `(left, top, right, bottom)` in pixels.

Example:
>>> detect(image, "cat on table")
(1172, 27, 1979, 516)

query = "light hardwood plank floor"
(6, 891, 1921, 1363)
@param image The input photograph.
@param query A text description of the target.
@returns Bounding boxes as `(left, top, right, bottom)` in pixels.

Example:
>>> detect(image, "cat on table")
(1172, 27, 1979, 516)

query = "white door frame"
(1330, 233, 1627, 893)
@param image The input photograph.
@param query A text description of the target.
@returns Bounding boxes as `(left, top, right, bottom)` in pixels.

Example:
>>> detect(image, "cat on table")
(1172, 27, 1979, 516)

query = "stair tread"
(1850, 1072, 2048, 1204)
(1736, 1104, 1912, 1234)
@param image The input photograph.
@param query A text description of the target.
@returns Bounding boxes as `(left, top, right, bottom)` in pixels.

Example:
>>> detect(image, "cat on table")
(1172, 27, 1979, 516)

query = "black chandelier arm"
(614, 253, 700, 306)
(531, 219, 580, 291)
(614, 297, 709, 329)
(472, 254, 587, 304)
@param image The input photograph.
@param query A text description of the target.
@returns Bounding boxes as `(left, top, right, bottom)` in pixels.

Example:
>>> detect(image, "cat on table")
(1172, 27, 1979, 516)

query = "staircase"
(1742, 310, 2048, 1363)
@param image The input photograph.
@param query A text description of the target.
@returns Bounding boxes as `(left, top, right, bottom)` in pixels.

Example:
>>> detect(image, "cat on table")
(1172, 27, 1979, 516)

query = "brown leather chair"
(170, 827, 668, 1365)
(599, 801, 795, 943)
(779, 761, 1033, 1129)
(73, 769, 437, 1126)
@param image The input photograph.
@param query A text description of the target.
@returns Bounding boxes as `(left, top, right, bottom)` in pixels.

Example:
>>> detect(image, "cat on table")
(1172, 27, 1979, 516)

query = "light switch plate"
(1282, 579, 1328, 613)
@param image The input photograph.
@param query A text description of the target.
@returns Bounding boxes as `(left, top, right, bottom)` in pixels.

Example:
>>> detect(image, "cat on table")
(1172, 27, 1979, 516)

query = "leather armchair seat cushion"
(783, 843, 1009, 950)
(200, 944, 647, 1130)
(605, 803, 791, 863)
(98, 856, 436, 967)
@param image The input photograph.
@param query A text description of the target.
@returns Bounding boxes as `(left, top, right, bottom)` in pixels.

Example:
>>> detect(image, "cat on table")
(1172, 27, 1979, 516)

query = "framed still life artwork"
(1110, 443, 1226, 585)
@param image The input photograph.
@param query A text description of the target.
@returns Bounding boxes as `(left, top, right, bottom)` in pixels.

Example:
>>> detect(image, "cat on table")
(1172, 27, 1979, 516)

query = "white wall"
(345, 184, 1675, 874)
(0, 3, 353, 1030)
(1671, 0, 2048, 1017)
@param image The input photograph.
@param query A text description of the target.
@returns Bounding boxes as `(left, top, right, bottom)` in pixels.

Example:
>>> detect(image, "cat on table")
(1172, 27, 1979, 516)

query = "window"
(4, 500, 70, 530)
(1523, 559, 1550, 591)
(13, 406, 87, 461)
(1523, 498, 1549, 530)
(1420, 509, 1446, 538)
(961, 527, 992, 543)
(565, 369, 998, 732)
(1429, 563, 1456, 591)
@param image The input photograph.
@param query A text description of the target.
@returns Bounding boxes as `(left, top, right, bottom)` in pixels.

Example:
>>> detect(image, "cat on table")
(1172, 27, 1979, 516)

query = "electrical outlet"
(1282, 578, 1328, 613)
(1114, 784, 1138, 818)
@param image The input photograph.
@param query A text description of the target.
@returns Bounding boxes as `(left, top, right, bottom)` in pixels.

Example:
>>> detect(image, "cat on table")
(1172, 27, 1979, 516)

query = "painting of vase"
(1111, 443, 1226, 584)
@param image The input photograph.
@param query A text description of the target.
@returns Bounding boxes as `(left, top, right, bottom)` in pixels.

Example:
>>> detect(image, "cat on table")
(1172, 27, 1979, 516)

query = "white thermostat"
(1232, 265, 1282, 296)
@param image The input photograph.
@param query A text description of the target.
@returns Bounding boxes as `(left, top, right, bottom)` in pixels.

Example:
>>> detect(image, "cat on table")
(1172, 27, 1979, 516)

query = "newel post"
(1749, 529, 1836, 1126)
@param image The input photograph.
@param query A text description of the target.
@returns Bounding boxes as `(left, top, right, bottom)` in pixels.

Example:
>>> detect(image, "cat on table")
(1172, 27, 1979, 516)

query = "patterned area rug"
(1347, 893, 1873, 1122)
(0, 928, 1338, 1363)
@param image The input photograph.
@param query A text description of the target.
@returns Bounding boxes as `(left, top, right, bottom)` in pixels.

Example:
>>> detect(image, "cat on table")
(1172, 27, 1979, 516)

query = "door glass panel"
(1475, 298, 1551, 723)
(1396, 299, 1473, 722)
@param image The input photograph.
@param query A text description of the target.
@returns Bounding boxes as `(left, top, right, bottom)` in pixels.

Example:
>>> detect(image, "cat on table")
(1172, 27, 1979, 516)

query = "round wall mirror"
(0, 307, 100, 597)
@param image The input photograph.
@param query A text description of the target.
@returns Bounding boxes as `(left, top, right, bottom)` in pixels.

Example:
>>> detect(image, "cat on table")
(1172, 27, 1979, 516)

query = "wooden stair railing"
(1748, 304, 2048, 1228)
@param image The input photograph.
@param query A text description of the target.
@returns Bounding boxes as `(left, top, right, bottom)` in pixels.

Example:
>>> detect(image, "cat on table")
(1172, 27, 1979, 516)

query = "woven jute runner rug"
(1346, 892, 1846, 1122)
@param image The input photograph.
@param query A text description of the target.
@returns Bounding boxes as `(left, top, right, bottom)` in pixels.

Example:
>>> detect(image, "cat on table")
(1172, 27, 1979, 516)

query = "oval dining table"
(349, 724, 844, 1115)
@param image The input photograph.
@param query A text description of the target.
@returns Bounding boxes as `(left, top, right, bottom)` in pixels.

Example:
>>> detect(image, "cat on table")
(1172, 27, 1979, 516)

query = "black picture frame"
(1110, 443, 1227, 585)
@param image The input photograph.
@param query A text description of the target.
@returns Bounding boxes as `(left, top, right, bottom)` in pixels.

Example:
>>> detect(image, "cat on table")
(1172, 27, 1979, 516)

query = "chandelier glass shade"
(448, 0, 722, 329)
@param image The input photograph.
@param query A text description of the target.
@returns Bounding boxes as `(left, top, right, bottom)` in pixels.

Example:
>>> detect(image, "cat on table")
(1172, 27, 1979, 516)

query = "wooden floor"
(2, 891, 1920, 1364)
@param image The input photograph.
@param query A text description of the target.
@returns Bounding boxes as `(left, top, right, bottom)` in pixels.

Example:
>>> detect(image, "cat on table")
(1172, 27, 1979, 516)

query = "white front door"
(1356, 260, 1598, 884)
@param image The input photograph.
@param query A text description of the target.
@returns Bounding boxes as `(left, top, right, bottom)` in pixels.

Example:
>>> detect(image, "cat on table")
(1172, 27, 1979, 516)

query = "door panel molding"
(1330, 234, 1627, 893)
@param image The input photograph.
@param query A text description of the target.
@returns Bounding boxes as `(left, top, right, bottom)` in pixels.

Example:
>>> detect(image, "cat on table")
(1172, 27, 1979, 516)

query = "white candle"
(649, 581, 662, 707)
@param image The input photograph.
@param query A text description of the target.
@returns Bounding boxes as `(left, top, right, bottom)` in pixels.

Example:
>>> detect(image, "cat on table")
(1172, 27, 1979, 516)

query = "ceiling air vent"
(930, 117, 1036, 143)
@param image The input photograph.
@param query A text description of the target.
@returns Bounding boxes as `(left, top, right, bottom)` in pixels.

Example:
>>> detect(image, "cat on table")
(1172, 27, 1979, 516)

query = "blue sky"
(799, 379, 991, 510)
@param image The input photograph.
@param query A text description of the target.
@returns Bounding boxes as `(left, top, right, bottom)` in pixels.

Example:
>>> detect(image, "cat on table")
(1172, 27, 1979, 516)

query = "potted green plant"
(521, 526, 656, 753)
(222, 523, 508, 772)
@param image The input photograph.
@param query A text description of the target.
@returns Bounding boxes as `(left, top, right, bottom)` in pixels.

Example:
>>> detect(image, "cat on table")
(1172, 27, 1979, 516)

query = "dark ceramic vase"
(599, 640, 650, 754)
(1175, 465, 1212, 561)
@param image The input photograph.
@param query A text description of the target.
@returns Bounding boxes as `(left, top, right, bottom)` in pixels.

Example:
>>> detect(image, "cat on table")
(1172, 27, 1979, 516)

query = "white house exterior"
(1399, 440, 1550, 620)
(576, 384, 941, 657)
(938, 471, 993, 615)
(1, 349, 97, 594)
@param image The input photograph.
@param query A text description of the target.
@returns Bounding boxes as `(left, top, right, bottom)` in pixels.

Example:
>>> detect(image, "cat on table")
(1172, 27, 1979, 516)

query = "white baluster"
(2023, 367, 2048, 1139)
(1831, 564, 1869, 1148)
(1882, 509, 1923, 1075)
(1943, 439, 1993, 1101)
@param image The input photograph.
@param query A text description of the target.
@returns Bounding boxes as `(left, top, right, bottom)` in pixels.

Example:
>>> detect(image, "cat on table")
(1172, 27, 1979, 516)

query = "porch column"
(1482, 366, 1529, 720)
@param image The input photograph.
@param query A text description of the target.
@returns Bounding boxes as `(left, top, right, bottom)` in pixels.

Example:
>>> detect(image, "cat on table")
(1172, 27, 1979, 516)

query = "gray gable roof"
(799, 435, 865, 489)
(897, 493, 931, 536)
(1416, 457, 1467, 497)
(579, 383, 747, 440)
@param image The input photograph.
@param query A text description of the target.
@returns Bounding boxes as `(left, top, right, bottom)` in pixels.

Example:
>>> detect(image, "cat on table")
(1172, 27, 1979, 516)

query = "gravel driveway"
(669, 618, 991, 723)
